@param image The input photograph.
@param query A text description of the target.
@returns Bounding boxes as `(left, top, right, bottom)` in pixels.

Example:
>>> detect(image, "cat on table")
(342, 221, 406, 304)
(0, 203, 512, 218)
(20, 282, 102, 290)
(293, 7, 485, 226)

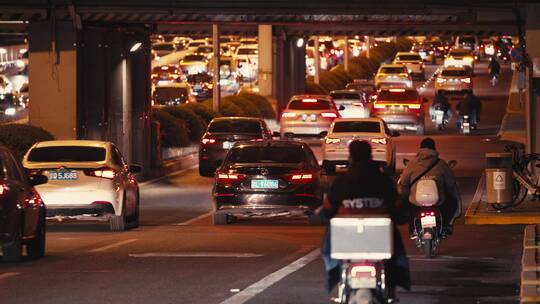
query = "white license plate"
(301, 114, 316, 122)
(223, 141, 233, 149)
(251, 179, 279, 189)
(49, 170, 78, 181)
(349, 277, 377, 289)
(421, 215, 436, 228)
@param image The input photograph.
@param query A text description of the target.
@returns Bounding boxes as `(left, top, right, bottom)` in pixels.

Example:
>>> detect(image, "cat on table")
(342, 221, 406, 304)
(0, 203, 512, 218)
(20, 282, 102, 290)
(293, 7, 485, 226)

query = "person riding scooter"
(457, 91, 481, 129)
(430, 91, 452, 122)
(321, 140, 410, 299)
(488, 56, 501, 85)
(398, 138, 461, 236)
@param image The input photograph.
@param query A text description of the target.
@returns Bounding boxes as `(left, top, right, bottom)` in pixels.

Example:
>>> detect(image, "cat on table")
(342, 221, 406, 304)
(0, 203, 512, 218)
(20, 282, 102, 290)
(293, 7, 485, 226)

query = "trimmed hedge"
(162, 106, 207, 141)
(237, 92, 276, 119)
(183, 102, 219, 124)
(217, 97, 246, 117)
(229, 95, 263, 118)
(0, 124, 54, 159)
(305, 79, 328, 95)
(151, 108, 190, 147)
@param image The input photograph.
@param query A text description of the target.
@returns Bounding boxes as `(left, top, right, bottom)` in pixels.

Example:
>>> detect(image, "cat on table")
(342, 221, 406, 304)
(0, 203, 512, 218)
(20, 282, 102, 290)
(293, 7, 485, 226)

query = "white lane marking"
(129, 252, 263, 258)
(0, 272, 20, 280)
(174, 211, 213, 226)
(140, 164, 198, 186)
(219, 249, 320, 304)
(89, 239, 137, 253)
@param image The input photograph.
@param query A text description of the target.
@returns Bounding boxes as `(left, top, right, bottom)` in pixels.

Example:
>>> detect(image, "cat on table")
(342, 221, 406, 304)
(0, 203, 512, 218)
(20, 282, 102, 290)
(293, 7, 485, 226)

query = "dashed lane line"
(129, 252, 263, 258)
(89, 239, 138, 253)
(219, 249, 320, 304)
(174, 211, 213, 226)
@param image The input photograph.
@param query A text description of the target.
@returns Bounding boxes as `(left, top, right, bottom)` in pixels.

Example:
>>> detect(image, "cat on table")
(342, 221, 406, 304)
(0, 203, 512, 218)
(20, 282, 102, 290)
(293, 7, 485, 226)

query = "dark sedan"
(0, 146, 48, 262)
(212, 140, 324, 225)
(199, 117, 273, 177)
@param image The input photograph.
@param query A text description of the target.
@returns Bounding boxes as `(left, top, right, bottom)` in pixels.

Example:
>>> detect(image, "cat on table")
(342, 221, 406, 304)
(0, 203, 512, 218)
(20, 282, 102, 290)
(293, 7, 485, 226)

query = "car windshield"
(27, 146, 106, 162)
(332, 121, 381, 133)
(208, 120, 261, 133)
(237, 48, 258, 55)
(288, 99, 332, 110)
(379, 67, 406, 74)
(189, 42, 205, 47)
(226, 146, 305, 164)
(187, 73, 212, 83)
(196, 46, 213, 53)
(154, 87, 189, 102)
(330, 92, 361, 100)
(441, 69, 468, 77)
(396, 54, 421, 61)
(153, 44, 175, 51)
(183, 55, 205, 61)
(377, 90, 419, 102)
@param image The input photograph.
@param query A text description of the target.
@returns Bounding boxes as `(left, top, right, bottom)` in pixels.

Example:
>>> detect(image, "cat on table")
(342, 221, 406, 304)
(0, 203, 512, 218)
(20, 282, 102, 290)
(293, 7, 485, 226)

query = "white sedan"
(322, 118, 398, 174)
(23, 140, 141, 231)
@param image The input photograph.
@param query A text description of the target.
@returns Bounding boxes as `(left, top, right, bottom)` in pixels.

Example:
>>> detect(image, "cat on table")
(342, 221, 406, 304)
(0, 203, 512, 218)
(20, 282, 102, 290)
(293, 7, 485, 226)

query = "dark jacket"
(322, 160, 411, 292)
(488, 59, 501, 75)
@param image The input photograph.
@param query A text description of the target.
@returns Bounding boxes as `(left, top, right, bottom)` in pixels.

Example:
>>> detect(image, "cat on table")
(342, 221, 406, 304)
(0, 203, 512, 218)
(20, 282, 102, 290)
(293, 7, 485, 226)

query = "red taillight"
(302, 98, 318, 103)
(0, 184, 7, 195)
(285, 172, 314, 183)
(161, 66, 169, 70)
(373, 103, 386, 109)
(461, 77, 471, 83)
(281, 112, 297, 118)
(85, 168, 116, 179)
(151, 73, 158, 78)
(217, 173, 246, 184)
(408, 104, 421, 109)
(350, 265, 377, 278)
(371, 138, 388, 145)
(436, 78, 447, 84)
(320, 112, 338, 118)
(420, 211, 436, 217)
(201, 138, 216, 145)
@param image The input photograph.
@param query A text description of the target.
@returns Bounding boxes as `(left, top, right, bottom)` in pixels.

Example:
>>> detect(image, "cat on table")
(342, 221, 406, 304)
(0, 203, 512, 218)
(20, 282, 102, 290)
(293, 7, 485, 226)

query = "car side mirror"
(392, 131, 400, 137)
(29, 174, 48, 186)
(319, 131, 328, 138)
(129, 164, 143, 174)
(338, 105, 345, 111)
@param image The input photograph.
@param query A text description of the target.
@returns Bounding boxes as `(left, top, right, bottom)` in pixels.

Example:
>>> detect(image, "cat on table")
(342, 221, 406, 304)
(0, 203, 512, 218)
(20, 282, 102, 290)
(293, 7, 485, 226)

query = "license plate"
(301, 114, 316, 122)
(251, 179, 279, 189)
(349, 277, 377, 289)
(49, 170, 78, 181)
(223, 141, 233, 149)
(421, 215, 436, 228)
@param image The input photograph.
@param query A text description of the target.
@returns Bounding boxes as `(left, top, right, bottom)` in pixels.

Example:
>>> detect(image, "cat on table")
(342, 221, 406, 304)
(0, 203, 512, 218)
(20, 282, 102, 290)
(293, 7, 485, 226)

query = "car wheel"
(110, 194, 127, 232)
(128, 192, 140, 229)
(212, 212, 234, 225)
(2, 225, 22, 263)
(27, 213, 46, 259)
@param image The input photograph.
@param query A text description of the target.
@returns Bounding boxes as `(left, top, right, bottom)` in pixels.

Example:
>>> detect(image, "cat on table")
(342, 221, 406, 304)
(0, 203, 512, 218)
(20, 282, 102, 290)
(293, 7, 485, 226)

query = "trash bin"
(485, 152, 513, 205)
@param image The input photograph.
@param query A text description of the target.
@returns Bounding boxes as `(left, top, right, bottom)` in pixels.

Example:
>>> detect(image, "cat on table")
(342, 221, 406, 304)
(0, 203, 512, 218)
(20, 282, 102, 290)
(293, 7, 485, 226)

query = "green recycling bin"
(485, 153, 513, 205)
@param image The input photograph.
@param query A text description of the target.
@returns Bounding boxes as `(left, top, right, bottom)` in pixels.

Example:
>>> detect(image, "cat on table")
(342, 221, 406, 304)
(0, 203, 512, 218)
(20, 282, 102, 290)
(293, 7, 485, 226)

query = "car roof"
(290, 94, 332, 100)
(441, 66, 468, 71)
(379, 64, 406, 68)
(155, 82, 191, 88)
(378, 87, 418, 93)
(333, 117, 384, 123)
(330, 89, 361, 94)
(233, 140, 307, 149)
(32, 140, 109, 148)
(395, 51, 420, 56)
(449, 48, 472, 53)
(210, 117, 263, 122)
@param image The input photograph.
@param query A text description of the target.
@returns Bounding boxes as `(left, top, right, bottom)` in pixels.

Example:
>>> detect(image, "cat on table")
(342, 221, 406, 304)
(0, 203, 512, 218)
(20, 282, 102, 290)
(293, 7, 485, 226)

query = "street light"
(129, 42, 142, 53)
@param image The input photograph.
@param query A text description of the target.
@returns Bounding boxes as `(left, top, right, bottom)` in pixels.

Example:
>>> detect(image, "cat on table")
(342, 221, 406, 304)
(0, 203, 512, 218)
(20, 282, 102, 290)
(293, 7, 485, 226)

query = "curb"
(521, 225, 540, 303)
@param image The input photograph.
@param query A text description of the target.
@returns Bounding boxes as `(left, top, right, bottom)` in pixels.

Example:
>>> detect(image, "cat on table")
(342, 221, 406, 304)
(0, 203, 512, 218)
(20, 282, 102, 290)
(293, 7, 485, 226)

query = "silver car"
(329, 90, 371, 118)
(280, 95, 342, 138)
(374, 64, 413, 89)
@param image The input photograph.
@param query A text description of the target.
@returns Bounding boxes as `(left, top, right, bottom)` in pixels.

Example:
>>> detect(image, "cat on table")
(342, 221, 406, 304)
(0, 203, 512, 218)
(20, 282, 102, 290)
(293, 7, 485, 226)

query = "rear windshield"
(288, 99, 331, 110)
(27, 146, 106, 162)
(154, 87, 189, 101)
(152, 66, 178, 73)
(196, 46, 213, 53)
(226, 146, 305, 164)
(459, 37, 476, 44)
(153, 44, 175, 51)
(208, 120, 262, 133)
(396, 54, 421, 61)
(379, 67, 406, 74)
(189, 42, 206, 47)
(330, 92, 361, 100)
(345, 84, 375, 93)
(333, 121, 381, 133)
(449, 50, 471, 56)
(183, 55, 205, 61)
(377, 90, 419, 102)
(441, 69, 468, 77)
(237, 48, 258, 55)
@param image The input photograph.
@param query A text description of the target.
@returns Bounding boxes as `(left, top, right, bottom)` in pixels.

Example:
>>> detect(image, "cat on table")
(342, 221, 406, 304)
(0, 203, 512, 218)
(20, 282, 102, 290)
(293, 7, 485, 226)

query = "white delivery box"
(330, 216, 393, 260)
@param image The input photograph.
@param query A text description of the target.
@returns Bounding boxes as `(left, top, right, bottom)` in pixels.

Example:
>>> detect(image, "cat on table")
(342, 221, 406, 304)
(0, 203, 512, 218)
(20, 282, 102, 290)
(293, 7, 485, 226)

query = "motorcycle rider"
(457, 91, 482, 129)
(488, 56, 501, 83)
(398, 138, 461, 236)
(321, 140, 410, 298)
(430, 90, 452, 122)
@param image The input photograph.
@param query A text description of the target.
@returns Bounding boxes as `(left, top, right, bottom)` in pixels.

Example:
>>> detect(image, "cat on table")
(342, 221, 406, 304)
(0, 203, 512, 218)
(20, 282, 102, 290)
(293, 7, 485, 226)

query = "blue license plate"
(49, 170, 78, 181)
(251, 180, 279, 189)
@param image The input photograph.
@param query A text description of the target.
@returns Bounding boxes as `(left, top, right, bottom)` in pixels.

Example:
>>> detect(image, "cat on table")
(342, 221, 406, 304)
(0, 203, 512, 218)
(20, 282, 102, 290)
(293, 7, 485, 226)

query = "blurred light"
(5, 108, 16, 116)
(296, 38, 305, 48)
(19, 48, 27, 54)
(15, 60, 24, 68)
(0, 48, 6, 54)
(129, 42, 142, 52)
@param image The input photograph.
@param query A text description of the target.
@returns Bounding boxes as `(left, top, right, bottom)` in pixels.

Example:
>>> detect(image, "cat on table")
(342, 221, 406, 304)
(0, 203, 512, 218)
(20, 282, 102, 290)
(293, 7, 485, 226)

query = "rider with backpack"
(398, 138, 461, 236)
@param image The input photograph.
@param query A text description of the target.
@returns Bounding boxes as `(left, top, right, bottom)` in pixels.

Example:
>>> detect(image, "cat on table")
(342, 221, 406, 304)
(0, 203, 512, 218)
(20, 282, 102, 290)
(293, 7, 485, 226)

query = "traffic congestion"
(0, 32, 523, 304)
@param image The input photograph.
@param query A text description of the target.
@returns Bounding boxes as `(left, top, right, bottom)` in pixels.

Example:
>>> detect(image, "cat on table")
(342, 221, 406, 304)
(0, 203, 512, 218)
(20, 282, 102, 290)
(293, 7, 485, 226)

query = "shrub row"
(0, 124, 55, 159)
(306, 38, 414, 93)
(152, 93, 275, 147)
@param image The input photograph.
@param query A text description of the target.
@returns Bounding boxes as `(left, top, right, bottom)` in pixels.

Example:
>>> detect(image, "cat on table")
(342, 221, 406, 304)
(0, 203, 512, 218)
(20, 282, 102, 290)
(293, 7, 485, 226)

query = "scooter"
(460, 115, 471, 134)
(432, 104, 447, 131)
(335, 260, 391, 303)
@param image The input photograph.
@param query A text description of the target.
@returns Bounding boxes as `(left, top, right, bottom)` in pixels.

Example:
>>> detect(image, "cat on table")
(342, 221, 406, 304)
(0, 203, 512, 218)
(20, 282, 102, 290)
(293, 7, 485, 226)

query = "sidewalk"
(521, 225, 540, 303)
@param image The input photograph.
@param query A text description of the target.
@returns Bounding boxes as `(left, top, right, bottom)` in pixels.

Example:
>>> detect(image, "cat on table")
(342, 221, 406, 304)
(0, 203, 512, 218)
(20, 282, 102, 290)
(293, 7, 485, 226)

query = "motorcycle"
(402, 159, 457, 258)
(431, 104, 448, 131)
(330, 216, 395, 304)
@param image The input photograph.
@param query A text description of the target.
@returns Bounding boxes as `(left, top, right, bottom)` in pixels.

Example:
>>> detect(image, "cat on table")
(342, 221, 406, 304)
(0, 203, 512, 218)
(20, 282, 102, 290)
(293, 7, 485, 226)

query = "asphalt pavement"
(0, 61, 522, 304)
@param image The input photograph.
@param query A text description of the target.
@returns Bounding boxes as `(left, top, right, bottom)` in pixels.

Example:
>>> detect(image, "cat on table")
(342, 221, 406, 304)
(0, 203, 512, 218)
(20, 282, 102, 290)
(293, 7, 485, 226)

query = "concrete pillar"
(258, 25, 273, 96)
(28, 21, 77, 139)
(526, 4, 540, 154)
(344, 36, 350, 73)
(313, 37, 321, 84)
(366, 36, 371, 59)
(212, 24, 220, 112)
(275, 34, 306, 112)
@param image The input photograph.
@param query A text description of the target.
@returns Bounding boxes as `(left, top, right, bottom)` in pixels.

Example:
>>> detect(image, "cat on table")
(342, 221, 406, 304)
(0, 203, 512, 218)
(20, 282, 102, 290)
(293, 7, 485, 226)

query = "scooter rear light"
(350, 265, 377, 278)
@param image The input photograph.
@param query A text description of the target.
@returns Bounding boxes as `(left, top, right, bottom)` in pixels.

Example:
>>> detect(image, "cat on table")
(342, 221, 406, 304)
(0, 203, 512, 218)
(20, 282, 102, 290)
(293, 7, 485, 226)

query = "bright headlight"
(5, 108, 16, 116)
(15, 60, 25, 68)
